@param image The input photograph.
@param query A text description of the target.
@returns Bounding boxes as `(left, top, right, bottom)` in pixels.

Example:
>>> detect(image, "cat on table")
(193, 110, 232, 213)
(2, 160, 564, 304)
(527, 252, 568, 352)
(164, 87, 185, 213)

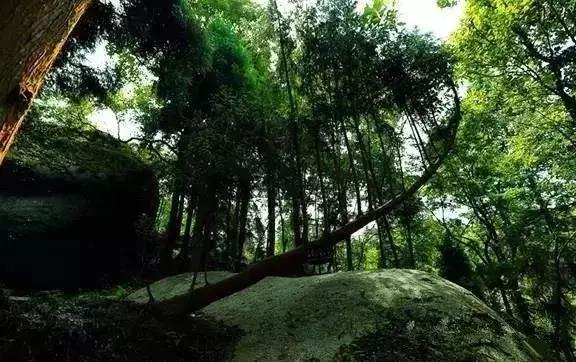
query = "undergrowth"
(0, 288, 240, 361)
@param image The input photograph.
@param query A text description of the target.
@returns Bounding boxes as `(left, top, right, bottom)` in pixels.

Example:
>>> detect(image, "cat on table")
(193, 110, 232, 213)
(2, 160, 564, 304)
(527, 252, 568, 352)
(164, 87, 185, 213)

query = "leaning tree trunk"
(0, 0, 92, 164)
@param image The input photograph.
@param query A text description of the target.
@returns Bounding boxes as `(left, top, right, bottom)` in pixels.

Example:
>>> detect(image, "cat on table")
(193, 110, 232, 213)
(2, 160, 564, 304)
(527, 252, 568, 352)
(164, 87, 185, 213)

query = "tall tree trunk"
(228, 186, 242, 266)
(528, 176, 567, 349)
(327, 128, 353, 271)
(314, 130, 329, 234)
(266, 164, 277, 257)
(381, 216, 399, 267)
(176, 194, 185, 232)
(154, 196, 166, 231)
(224, 194, 233, 257)
(160, 183, 182, 274)
(339, 118, 363, 216)
(190, 201, 208, 272)
(404, 218, 416, 269)
(313, 198, 320, 238)
(375, 219, 387, 269)
(500, 288, 514, 316)
(291, 194, 303, 247)
(352, 116, 378, 208)
(328, 128, 347, 221)
(294, 125, 309, 245)
(375, 125, 401, 268)
(0, 0, 92, 164)
(355, 116, 392, 269)
(278, 193, 287, 253)
(181, 196, 195, 253)
(176, 193, 197, 272)
(235, 175, 251, 271)
(345, 237, 354, 271)
(270, 0, 308, 245)
(190, 184, 217, 277)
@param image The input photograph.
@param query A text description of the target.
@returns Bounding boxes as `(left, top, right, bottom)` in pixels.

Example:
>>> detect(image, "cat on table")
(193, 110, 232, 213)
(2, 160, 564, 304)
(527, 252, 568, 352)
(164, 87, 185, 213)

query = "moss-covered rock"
(0, 123, 158, 289)
(137, 270, 540, 361)
(127, 271, 235, 304)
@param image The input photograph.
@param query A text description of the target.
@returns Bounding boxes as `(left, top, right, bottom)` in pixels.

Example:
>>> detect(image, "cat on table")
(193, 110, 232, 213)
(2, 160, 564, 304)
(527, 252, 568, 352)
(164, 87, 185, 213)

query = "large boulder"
(132, 270, 540, 361)
(0, 122, 158, 289)
(205, 270, 541, 361)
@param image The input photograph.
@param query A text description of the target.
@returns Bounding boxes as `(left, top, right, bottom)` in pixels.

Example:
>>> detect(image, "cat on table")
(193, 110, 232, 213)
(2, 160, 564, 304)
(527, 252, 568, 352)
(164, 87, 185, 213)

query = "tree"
(0, 0, 92, 164)
(428, 2, 576, 357)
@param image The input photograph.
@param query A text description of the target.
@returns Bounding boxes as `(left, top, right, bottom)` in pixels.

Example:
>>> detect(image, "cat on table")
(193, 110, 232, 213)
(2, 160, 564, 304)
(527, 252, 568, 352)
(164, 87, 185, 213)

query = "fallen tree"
(0, 0, 92, 164)
(154, 83, 462, 317)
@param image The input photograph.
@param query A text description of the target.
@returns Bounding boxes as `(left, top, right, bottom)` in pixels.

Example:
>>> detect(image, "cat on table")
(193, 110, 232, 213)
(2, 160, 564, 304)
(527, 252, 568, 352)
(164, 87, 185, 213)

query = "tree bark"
(176, 193, 197, 272)
(0, 0, 92, 164)
(266, 166, 277, 257)
(345, 237, 354, 271)
(228, 186, 242, 265)
(278, 193, 287, 253)
(235, 175, 251, 270)
(291, 194, 303, 247)
(190, 200, 208, 271)
(190, 183, 217, 273)
(380, 216, 399, 267)
(270, 0, 308, 246)
(404, 217, 416, 269)
(375, 218, 387, 268)
(314, 130, 329, 234)
(160, 185, 183, 274)
(339, 118, 363, 216)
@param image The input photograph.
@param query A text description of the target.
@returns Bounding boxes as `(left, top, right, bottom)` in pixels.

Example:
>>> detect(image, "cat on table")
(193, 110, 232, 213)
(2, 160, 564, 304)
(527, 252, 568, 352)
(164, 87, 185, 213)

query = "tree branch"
(122, 136, 178, 154)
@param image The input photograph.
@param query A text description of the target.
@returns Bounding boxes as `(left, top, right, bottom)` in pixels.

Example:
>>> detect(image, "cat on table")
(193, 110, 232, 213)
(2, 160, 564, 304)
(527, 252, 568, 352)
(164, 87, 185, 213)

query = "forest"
(0, 0, 575, 360)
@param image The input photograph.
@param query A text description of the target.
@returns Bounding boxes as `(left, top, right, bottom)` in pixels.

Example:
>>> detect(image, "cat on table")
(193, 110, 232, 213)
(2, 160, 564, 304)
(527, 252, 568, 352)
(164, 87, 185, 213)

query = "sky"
(257, 0, 465, 41)
(394, 0, 464, 40)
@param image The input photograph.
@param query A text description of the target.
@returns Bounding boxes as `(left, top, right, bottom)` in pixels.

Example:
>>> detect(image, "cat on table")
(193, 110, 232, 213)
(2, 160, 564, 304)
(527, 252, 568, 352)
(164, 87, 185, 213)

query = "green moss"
(336, 303, 517, 361)
(195, 270, 540, 361)
(10, 121, 150, 180)
(126, 271, 235, 303)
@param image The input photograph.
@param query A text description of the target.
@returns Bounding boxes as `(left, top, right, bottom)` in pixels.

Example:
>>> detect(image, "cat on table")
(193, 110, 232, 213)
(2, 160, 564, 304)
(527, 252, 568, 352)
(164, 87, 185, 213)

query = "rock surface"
(0, 123, 158, 288)
(127, 271, 234, 304)
(132, 270, 540, 361)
